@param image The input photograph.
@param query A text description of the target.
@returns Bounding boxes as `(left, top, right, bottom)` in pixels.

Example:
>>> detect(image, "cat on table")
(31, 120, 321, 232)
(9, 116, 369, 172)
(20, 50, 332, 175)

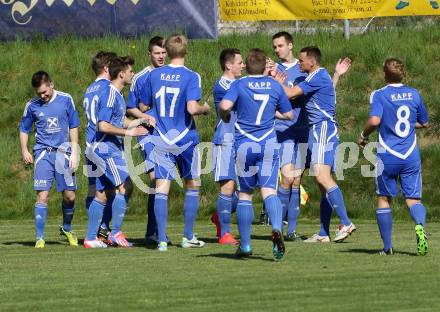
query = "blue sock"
(86, 199, 105, 240)
(236, 199, 254, 248)
(319, 197, 333, 236)
(61, 202, 75, 232)
(110, 193, 128, 234)
(287, 188, 300, 234)
(85, 196, 94, 211)
(277, 186, 291, 225)
(154, 193, 168, 243)
(184, 189, 199, 239)
(35, 203, 48, 239)
(101, 194, 114, 230)
(217, 193, 232, 236)
(264, 195, 283, 231)
(327, 186, 351, 226)
(146, 193, 157, 237)
(376, 208, 393, 251)
(231, 191, 238, 214)
(409, 203, 426, 226)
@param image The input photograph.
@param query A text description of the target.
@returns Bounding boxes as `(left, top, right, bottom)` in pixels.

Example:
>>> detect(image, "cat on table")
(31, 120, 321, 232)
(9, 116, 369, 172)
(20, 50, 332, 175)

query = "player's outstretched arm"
(19, 132, 33, 164)
(275, 110, 293, 120)
(125, 109, 156, 128)
(69, 127, 79, 171)
(333, 57, 352, 88)
(187, 100, 210, 116)
(98, 121, 148, 137)
(282, 84, 303, 100)
(357, 116, 380, 147)
(416, 122, 430, 129)
(219, 99, 234, 122)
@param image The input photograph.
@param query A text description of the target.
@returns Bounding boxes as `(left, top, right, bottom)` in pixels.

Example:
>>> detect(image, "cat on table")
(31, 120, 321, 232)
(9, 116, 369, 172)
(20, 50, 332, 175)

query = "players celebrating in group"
(19, 31, 430, 258)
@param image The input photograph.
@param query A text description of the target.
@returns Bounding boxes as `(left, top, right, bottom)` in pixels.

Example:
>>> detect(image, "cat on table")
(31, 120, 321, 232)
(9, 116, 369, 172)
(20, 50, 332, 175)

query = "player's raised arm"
(333, 57, 352, 88)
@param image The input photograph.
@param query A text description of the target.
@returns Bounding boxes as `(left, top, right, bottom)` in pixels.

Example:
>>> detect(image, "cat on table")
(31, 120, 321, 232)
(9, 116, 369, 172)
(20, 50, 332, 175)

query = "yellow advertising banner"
(219, 0, 440, 21)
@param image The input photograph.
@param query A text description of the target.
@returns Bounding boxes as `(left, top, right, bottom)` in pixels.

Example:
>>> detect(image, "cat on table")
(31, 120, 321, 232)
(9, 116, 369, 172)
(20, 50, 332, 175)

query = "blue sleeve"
(139, 75, 152, 107)
(19, 102, 34, 133)
(127, 82, 139, 109)
(186, 73, 201, 102)
(416, 92, 429, 124)
(277, 85, 292, 114)
(97, 91, 114, 123)
(67, 98, 80, 128)
(368, 91, 383, 118)
(297, 74, 322, 96)
(222, 81, 239, 104)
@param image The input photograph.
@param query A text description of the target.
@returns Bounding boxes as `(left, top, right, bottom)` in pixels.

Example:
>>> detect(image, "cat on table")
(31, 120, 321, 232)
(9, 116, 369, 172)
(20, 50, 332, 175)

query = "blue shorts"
(84, 144, 106, 187)
(94, 151, 130, 191)
(33, 148, 77, 192)
(309, 121, 339, 167)
(276, 129, 310, 169)
(235, 138, 280, 193)
(153, 138, 200, 181)
(138, 135, 155, 174)
(213, 144, 236, 182)
(376, 160, 422, 199)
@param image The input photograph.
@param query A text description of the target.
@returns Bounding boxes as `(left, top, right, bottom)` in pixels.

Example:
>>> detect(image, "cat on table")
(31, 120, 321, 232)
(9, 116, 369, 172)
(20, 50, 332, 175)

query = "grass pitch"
(1, 219, 439, 311)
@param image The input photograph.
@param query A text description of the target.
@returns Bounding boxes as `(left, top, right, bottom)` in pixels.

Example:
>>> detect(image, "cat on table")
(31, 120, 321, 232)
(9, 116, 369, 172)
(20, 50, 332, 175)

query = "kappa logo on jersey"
(248, 81, 272, 89)
(160, 73, 181, 81)
(46, 117, 61, 133)
(391, 92, 413, 101)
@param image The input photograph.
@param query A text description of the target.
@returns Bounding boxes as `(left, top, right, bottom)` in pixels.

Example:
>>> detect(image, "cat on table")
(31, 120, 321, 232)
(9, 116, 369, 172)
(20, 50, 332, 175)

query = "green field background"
(1, 27, 439, 220)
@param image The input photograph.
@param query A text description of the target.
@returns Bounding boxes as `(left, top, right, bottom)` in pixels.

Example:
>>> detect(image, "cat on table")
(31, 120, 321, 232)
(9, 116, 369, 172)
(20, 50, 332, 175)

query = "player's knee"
(63, 191, 76, 204)
(36, 192, 49, 205)
(185, 179, 200, 190)
(292, 176, 301, 188)
(120, 179, 133, 197)
(220, 180, 235, 195)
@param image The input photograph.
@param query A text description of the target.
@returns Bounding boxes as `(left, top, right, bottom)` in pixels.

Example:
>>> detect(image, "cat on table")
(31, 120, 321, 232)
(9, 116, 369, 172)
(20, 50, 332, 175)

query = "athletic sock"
(287, 187, 300, 234)
(183, 189, 199, 239)
(86, 199, 105, 240)
(277, 186, 291, 225)
(110, 193, 128, 234)
(231, 191, 238, 214)
(85, 196, 94, 211)
(101, 194, 114, 230)
(236, 199, 254, 248)
(376, 208, 393, 252)
(154, 193, 168, 243)
(327, 186, 351, 226)
(319, 197, 333, 237)
(35, 203, 48, 240)
(409, 203, 426, 226)
(61, 202, 75, 232)
(264, 195, 283, 232)
(217, 193, 232, 236)
(146, 192, 157, 237)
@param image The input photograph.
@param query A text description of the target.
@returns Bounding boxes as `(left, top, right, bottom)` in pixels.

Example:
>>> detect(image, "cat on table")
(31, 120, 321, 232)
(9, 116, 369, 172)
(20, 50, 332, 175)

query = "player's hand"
(126, 126, 149, 137)
(274, 71, 287, 84)
(22, 150, 33, 164)
(143, 114, 156, 128)
(69, 152, 79, 171)
(335, 57, 352, 76)
(265, 58, 277, 77)
(202, 102, 211, 115)
(357, 137, 368, 148)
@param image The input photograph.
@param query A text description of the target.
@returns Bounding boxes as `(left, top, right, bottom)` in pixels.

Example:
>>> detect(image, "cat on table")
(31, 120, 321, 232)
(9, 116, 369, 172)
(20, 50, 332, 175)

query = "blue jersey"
(213, 76, 236, 145)
(140, 64, 201, 145)
(95, 84, 127, 152)
(127, 66, 153, 112)
(19, 90, 80, 152)
(298, 67, 336, 125)
(83, 78, 110, 145)
(275, 61, 308, 132)
(223, 75, 291, 142)
(369, 84, 429, 164)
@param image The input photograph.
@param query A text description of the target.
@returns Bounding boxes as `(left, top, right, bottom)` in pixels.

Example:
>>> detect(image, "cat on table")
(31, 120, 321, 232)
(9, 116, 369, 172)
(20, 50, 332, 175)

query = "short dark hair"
(384, 58, 405, 83)
(272, 31, 293, 44)
(92, 51, 117, 76)
(219, 48, 241, 71)
(148, 36, 165, 52)
(246, 48, 266, 75)
(300, 46, 321, 64)
(109, 56, 135, 80)
(31, 71, 51, 88)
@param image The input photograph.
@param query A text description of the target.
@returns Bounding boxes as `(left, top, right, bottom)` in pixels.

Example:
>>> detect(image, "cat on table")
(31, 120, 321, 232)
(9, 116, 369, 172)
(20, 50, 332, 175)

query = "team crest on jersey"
(46, 117, 61, 133)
